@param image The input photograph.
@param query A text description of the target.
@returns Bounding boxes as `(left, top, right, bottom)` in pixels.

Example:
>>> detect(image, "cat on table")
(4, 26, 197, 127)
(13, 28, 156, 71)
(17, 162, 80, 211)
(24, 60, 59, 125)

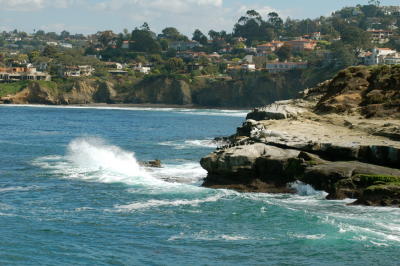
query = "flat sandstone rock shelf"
(200, 66, 400, 207)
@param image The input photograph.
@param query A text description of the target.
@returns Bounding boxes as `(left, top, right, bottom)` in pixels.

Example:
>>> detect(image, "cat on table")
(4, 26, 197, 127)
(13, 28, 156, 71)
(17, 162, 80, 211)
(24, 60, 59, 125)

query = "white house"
(64, 65, 95, 77)
(132, 63, 151, 74)
(265, 62, 308, 73)
(363, 48, 397, 65)
(241, 64, 256, 72)
(59, 43, 73, 49)
(384, 54, 400, 65)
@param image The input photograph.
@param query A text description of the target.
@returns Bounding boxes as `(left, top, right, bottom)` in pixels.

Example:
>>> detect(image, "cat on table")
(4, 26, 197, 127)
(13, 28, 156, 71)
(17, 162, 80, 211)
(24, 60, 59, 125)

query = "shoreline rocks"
(200, 67, 400, 207)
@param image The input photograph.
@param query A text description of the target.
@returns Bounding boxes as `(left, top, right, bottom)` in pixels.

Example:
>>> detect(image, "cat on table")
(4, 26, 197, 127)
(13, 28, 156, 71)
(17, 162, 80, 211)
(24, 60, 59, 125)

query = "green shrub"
(0, 81, 29, 97)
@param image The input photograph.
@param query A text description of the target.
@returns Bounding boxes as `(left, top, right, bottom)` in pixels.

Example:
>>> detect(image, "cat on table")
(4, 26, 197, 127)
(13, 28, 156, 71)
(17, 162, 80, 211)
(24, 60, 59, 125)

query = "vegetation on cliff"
(315, 65, 400, 118)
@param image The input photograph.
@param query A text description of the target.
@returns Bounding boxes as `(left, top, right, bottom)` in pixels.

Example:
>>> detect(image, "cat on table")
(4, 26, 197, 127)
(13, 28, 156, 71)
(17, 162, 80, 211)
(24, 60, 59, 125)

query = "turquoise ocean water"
(0, 105, 399, 265)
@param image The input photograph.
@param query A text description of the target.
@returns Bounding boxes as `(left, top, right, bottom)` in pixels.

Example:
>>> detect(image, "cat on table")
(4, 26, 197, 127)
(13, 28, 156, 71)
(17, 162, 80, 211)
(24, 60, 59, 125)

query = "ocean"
(0, 105, 399, 265)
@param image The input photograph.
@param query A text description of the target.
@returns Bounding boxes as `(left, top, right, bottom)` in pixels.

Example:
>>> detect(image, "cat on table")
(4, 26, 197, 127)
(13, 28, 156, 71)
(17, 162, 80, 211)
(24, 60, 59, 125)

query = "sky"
(0, 0, 399, 36)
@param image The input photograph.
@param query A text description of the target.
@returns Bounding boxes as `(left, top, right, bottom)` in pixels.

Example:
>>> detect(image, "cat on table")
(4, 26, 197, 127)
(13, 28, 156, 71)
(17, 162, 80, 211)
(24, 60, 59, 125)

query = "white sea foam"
(0, 186, 37, 193)
(2, 104, 248, 117)
(114, 193, 225, 212)
(33, 137, 211, 194)
(291, 233, 326, 240)
(168, 231, 250, 241)
(159, 139, 220, 149)
(290, 181, 327, 197)
(33, 138, 167, 187)
(148, 162, 207, 184)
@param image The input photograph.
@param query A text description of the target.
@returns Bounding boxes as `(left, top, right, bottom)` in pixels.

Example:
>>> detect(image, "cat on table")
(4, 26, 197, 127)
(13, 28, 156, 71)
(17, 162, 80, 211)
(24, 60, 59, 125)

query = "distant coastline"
(0, 102, 251, 111)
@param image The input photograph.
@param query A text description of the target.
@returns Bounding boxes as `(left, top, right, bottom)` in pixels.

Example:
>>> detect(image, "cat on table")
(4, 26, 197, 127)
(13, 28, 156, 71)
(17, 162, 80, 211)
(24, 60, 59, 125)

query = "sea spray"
(34, 137, 210, 193)
(65, 137, 165, 186)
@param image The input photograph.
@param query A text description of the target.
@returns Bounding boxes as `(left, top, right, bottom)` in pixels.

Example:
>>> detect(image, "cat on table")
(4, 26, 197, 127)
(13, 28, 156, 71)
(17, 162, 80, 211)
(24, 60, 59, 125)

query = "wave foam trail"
(115, 195, 222, 212)
(66, 138, 166, 186)
(32, 137, 167, 187)
(33, 137, 211, 192)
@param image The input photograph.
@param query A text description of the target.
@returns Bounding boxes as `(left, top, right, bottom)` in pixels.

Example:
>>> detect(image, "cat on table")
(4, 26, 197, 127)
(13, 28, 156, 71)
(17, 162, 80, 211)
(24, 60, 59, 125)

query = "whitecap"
(114, 193, 225, 212)
(0, 186, 37, 193)
(158, 139, 219, 149)
(291, 233, 326, 240)
(148, 162, 207, 184)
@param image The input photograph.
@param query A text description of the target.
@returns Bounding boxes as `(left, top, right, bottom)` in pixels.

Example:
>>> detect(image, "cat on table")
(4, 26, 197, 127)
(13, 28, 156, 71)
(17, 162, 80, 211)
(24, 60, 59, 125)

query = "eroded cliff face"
(122, 77, 192, 105)
(1, 80, 117, 105)
(192, 72, 304, 107)
(0, 71, 308, 107)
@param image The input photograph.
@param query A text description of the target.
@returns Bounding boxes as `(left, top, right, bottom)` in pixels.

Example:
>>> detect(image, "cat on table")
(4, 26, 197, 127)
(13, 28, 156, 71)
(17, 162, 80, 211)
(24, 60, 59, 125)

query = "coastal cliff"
(0, 71, 313, 107)
(201, 65, 400, 207)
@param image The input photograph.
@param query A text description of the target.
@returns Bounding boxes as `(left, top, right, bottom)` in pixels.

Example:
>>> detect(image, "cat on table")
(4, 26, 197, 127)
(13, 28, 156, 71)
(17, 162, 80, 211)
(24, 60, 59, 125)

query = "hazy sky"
(0, 0, 399, 35)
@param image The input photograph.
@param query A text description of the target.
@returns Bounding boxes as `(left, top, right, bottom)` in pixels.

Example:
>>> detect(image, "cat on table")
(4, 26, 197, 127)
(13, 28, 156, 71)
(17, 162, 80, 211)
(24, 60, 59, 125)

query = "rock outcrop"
(1, 80, 118, 105)
(201, 65, 400, 207)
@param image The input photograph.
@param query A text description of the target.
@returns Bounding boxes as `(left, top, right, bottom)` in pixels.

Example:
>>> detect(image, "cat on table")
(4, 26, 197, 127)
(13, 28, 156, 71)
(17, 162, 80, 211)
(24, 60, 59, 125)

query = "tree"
(28, 51, 41, 62)
(192, 29, 208, 45)
(276, 46, 292, 62)
(268, 12, 283, 31)
(331, 42, 358, 68)
(60, 30, 70, 39)
(42, 45, 58, 57)
(208, 30, 220, 41)
(165, 57, 184, 73)
(98, 31, 116, 47)
(361, 4, 379, 17)
(159, 39, 169, 51)
(166, 48, 177, 58)
(141, 22, 150, 31)
(35, 30, 45, 37)
(340, 26, 371, 55)
(234, 10, 269, 45)
(161, 27, 187, 41)
(130, 29, 161, 53)
(368, 0, 381, 6)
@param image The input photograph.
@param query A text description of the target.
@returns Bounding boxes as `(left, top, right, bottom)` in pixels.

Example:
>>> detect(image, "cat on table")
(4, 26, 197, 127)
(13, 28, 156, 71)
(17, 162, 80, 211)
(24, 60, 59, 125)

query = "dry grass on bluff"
(315, 65, 400, 118)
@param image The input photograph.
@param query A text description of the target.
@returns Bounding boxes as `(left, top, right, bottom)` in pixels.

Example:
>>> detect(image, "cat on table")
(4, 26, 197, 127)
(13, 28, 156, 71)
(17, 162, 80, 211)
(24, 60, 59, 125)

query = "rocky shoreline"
(200, 66, 400, 207)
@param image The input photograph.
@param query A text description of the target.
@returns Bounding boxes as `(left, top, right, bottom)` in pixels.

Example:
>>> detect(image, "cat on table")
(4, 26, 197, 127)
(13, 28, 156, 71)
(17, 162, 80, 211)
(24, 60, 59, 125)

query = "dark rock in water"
(332, 174, 400, 206)
(302, 161, 400, 199)
(203, 177, 295, 193)
(201, 143, 302, 192)
(356, 183, 400, 207)
(140, 160, 162, 168)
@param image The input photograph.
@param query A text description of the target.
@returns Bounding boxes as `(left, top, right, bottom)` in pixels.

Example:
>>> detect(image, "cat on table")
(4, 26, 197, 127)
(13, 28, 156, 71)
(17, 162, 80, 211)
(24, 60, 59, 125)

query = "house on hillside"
(59, 43, 73, 49)
(303, 32, 322, 41)
(241, 64, 256, 72)
(0, 67, 51, 82)
(64, 65, 94, 77)
(169, 40, 201, 51)
(256, 43, 275, 53)
(368, 29, 393, 44)
(132, 63, 151, 74)
(104, 62, 124, 70)
(285, 39, 317, 51)
(121, 40, 135, 49)
(265, 62, 308, 73)
(363, 48, 398, 65)
(256, 41, 284, 54)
